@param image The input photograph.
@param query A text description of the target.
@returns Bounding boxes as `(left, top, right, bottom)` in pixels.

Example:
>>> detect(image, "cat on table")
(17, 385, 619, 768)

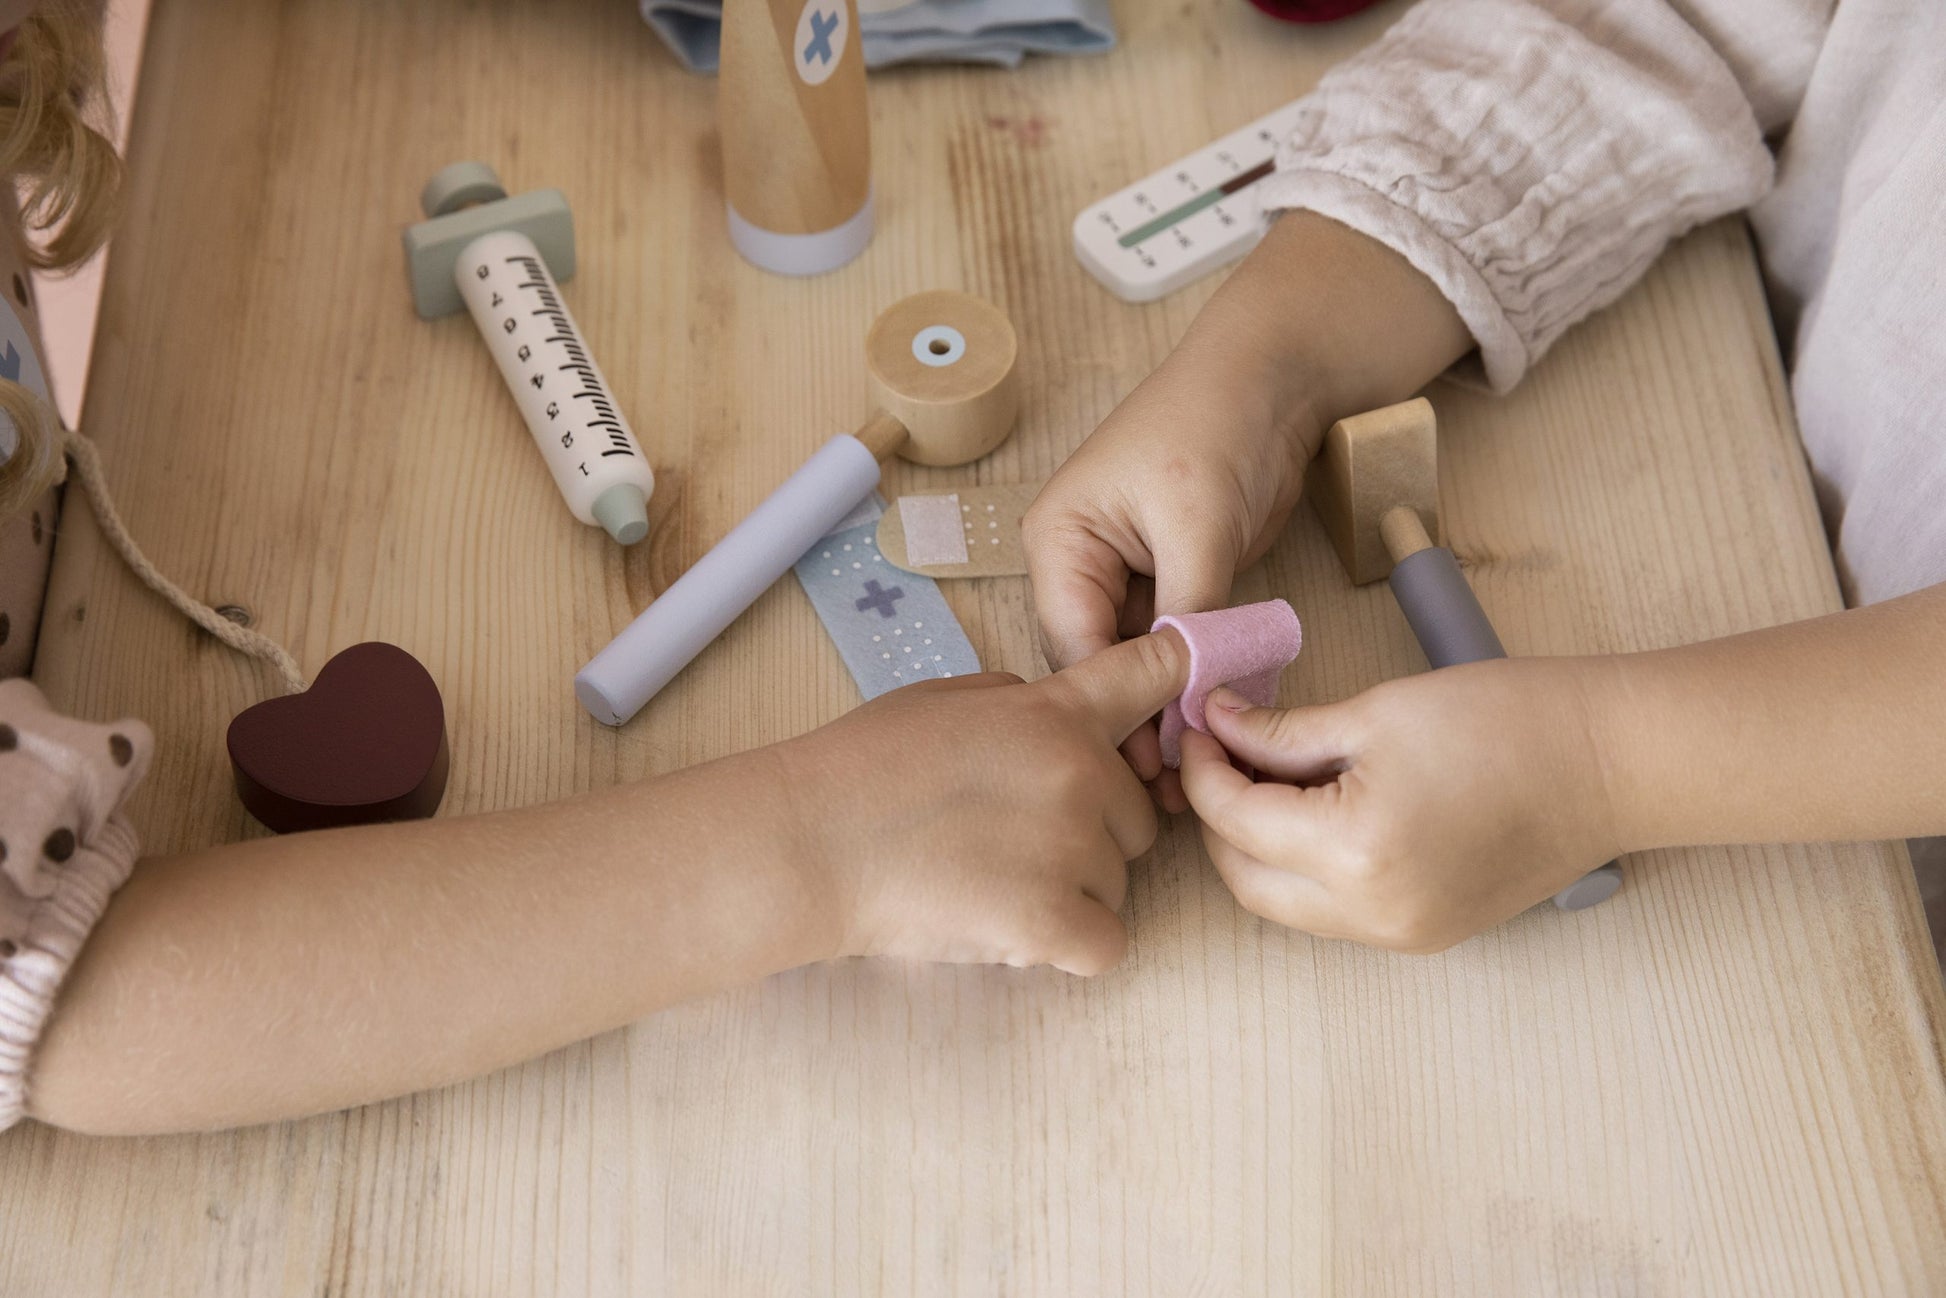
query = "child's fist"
(1178, 657, 1624, 951)
(781, 631, 1192, 975)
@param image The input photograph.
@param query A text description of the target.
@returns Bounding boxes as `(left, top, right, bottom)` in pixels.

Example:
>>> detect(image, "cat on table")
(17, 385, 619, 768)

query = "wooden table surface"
(5, 0, 1944, 1292)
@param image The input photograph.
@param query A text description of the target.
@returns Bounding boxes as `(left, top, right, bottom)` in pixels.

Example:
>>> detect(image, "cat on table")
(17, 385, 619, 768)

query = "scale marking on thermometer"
(1072, 98, 1308, 303)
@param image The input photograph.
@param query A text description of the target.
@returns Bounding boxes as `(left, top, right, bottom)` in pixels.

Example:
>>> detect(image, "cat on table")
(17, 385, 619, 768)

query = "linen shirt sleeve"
(1257, 0, 1831, 390)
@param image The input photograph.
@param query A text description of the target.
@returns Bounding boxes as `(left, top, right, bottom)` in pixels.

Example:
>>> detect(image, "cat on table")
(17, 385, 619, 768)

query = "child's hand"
(778, 630, 1192, 975)
(1025, 349, 1310, 670)
(1177, 658, 1624, 952)
(1022, 212, 1474, 807)
(1023, 349, 1315, 801)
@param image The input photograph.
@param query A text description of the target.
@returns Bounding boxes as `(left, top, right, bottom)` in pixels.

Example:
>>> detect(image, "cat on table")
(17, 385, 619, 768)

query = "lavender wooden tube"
(575, 434, 883, 725)
(1387, 546, 1505, 669)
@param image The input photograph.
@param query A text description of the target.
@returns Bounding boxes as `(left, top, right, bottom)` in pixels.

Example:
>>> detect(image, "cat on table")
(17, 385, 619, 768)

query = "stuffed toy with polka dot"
(0, 679, 151, 959)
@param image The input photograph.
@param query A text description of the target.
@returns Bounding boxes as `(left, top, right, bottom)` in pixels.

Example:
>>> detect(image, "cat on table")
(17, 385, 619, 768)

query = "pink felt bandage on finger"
(1152, 600, 1303, 768)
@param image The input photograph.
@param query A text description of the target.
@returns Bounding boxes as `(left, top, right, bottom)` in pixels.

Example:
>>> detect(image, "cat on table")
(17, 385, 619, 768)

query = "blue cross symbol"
(855, 579, 904, 618)
(803, 9, 839, 66)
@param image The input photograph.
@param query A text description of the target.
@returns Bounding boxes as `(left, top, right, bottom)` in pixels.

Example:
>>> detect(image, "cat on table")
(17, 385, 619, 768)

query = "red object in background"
(1248, 0, 1384, 20)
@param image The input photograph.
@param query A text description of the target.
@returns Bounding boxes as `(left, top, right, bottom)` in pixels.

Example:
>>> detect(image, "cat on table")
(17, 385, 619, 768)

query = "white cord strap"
(59, 430, 308, 696)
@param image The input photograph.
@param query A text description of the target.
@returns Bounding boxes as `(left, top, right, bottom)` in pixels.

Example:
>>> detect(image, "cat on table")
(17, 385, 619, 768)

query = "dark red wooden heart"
(227, 642, 450, 834)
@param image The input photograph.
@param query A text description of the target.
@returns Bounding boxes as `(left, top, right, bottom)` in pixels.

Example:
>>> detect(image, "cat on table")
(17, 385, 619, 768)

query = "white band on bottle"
(726, 190, 875, 277)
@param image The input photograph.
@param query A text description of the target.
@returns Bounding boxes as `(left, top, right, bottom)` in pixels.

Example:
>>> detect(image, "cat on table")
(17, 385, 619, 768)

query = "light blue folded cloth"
(641, 0, 1116, 73)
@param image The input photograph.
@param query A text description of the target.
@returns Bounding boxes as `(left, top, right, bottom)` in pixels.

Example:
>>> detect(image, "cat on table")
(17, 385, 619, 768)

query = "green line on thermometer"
(1116, 157, 1277, 248)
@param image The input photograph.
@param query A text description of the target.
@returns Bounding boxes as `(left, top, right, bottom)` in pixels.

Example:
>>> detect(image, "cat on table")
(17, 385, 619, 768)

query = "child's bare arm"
(26, 632, 1190, 1135)
(1600, 581, 1946, 852)
(29, 750, 835, 1133)
(1179, 585, 1946, 952)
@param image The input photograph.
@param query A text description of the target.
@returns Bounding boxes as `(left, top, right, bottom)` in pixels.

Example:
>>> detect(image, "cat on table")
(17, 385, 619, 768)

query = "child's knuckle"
(1020, 495, 1067, 546)
(1331, 837, 1389, 887)
(1042, 744, 1100, 800)
(1126, 631, 1185, 692)
(1260, 707, 1308, 748)
(1227, 874, 1292, 928)
(1367, 907, 1434, 952)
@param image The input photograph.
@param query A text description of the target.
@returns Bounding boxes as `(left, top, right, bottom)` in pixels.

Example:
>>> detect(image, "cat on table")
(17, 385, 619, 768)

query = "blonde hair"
(0, 0, 122, 518)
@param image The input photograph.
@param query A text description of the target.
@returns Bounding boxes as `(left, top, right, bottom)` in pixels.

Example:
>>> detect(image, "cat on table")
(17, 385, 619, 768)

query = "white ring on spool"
(912, 325, 966, 368)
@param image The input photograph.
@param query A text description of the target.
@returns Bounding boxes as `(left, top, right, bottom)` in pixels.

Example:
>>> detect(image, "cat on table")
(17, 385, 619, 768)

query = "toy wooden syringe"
(576, 291, 1017, 725)
(405, 162, 655, 545)
(1308, 398, 1625, 911)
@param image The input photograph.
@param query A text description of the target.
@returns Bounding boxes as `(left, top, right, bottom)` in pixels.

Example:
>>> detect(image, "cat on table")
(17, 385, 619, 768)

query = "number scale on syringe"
(456, 229, 655, 543)
(1071, 99, 1306, 303)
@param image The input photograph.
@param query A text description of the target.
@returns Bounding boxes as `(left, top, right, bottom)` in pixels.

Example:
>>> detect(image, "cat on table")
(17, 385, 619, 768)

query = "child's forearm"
(28, 749, 835, 1135)
(1595, 582, 1946, 851)
(1170, 209, 1473, 460)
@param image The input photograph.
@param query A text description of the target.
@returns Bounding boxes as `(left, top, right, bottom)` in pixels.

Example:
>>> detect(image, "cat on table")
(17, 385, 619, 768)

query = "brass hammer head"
(1305, 397, 1440, 585)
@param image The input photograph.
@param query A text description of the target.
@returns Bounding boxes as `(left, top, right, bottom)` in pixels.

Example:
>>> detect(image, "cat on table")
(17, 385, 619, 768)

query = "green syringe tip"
(592, 483, 650, 546)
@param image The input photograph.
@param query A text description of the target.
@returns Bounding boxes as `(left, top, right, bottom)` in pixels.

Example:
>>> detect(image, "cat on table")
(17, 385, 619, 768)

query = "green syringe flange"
(403, 161, 576, 320)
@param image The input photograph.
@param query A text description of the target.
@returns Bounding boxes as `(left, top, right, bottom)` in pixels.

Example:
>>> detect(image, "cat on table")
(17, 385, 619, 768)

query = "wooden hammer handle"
(852, 410, 910, 462)
(1379, 504, 1435, 565)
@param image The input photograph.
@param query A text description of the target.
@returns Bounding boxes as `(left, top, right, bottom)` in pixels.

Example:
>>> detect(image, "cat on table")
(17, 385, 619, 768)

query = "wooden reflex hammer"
(575, 291, 1018, 725)
(1308, 398, 1625, 912)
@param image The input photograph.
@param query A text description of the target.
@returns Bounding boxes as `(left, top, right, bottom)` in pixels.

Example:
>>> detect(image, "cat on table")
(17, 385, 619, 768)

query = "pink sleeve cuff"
(0, 679, 152, 1130)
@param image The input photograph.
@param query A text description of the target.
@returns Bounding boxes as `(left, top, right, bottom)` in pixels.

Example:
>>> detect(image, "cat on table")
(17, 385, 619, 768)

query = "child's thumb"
(1201, 689, 1352, 782)
(1049, 628, 1193, 745)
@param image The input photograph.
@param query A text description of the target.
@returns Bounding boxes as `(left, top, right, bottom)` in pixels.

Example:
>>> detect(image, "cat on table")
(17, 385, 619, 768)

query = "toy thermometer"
(1072, 98, 1307, 303)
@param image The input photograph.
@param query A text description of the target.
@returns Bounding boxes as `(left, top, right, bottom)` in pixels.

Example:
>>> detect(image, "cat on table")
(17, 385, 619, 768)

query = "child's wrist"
(758, 740, 863, 964)
(1574, 652, 1667, 856)
(1165, 318, 1326, 476)
(1192, 210, 1472, 454)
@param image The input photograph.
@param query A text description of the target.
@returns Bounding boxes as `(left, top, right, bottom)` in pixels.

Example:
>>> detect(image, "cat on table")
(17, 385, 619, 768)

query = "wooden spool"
(854, 290, 1019, 466)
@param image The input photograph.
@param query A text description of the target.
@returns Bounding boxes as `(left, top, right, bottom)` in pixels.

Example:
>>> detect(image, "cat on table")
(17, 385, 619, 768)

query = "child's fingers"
(1100, 763, 1161, 864)
(1150, 532, 1238, 623)
(1177, 730, 1336, 868)
(1121, 721, 1164, 785)
(1023, 512, 1138, 673)
(1111, 573, 1163, 784)
(1044, 892, 1130, 977)
(1149, 763, 1188, 814)
(1048, 628, 1193, 745)
(1200, 828, 1350, 939)
(1201, 690, 1355, 782)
